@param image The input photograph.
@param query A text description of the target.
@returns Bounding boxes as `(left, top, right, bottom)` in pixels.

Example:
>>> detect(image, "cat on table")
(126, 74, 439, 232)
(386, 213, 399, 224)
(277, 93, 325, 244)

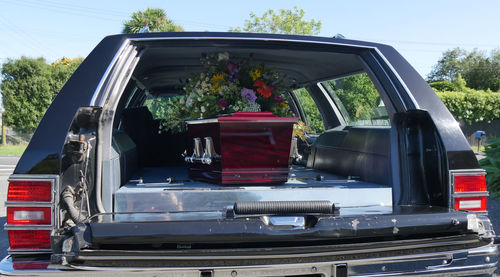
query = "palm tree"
(123, 8, 183, 33)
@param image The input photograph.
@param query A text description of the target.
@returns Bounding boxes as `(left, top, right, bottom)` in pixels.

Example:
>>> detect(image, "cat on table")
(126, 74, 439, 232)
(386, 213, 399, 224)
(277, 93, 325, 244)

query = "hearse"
(1, 32, 497, 276)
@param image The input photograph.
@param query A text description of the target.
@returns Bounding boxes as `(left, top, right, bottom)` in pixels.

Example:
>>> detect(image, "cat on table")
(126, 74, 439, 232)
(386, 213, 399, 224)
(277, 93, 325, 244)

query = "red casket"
(185, 112, 297, 184)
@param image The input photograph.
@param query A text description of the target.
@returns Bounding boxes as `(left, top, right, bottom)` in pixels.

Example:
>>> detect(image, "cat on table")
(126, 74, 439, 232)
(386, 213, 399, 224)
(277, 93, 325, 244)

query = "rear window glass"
(320, 73, 390, 126)
(293, 88, 325, 134)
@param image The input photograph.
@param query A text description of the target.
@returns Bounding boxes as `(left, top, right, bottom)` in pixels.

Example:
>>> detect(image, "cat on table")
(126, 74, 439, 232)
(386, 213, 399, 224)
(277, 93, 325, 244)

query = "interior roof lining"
(133, 45, 365, 93)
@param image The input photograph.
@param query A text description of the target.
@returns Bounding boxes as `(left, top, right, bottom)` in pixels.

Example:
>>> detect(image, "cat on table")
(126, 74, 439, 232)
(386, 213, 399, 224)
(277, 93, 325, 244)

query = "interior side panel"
(309, 127, 391, 185)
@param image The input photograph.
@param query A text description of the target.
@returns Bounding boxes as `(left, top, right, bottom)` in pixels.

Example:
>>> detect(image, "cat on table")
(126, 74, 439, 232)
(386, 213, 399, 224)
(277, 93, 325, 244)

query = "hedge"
(436, 90, 500, 124)
(479, 138, 500, 200)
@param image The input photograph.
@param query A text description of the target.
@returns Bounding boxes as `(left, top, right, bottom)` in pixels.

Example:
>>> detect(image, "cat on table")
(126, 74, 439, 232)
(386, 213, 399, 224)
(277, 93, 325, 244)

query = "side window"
(144, 94, 171, 119)
(320, 73, 390, 126)
(293, 88, 325, 134)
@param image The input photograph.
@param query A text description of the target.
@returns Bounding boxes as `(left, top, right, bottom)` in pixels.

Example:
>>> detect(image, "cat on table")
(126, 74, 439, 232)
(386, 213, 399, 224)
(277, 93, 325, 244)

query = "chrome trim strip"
(185, 119, 218, 124)
(0, 245, 496, 276)
(89, 39, 131, 106)
(7, 249, 52, 255)
(95, 45, 141, 214)
(453, 192, 490, 197)
(4, 202, 53, 207)
(372, 48, 419, 109)
(316, 81, 348, 126)
(77, 239, 482, 261)
(4, 224, 52, 230)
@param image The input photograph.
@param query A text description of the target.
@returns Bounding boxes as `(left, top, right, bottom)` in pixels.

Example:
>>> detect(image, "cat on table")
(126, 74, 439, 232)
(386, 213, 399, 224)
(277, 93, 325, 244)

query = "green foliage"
(428, 48, 466, 82)
(123, 8, 183, 33)
(294, 89, 324, 133)
(429, 74, 467, 92)
(428, 48, 500, 91)
(1, 56, 83, 133)
(436, 90, 500, 124)
(479, 138, 500, 200)
(429, 81, 456, 91)
(230, 6, 321, 35)
(329, 74, 381, 121)
(144, 95, 170, 119)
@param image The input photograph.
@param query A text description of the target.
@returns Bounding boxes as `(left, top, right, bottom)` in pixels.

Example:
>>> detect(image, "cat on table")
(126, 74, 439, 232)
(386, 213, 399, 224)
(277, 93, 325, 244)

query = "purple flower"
(227, 62, 238, 72)
(227, 62, 239, 82)
(217, 100, 228, 110)
(228, 70, 238, 82)
(240, 88, 257, 103)
(273, 95, 284, 104)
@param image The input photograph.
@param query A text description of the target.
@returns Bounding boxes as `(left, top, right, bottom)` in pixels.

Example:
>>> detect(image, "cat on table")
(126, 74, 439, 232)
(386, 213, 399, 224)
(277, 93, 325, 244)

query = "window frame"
(317, 71, 392, 128)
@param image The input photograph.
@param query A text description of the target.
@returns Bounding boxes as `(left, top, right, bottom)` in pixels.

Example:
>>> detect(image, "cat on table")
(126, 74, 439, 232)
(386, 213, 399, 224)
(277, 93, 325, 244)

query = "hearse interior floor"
(113, 165, 393, 218)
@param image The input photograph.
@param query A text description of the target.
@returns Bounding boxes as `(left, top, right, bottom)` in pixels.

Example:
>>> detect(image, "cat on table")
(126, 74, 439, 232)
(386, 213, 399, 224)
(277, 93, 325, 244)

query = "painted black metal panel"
(14, 35, 126, 174)
(373, 45, 478, 169)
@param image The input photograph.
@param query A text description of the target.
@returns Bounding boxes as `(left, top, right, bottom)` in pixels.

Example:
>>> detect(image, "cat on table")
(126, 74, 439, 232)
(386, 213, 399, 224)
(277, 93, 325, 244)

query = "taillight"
(8, 230, 51, 249)
(5, 177, 56, 252)
(7, 181, 52, 201)
(451, 170, 488, 212)
(7, 207, 51, 225)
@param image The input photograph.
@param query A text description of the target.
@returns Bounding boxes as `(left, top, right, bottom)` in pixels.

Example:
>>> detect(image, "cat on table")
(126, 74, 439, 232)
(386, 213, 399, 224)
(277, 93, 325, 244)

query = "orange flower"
(253, 80, 272, 98)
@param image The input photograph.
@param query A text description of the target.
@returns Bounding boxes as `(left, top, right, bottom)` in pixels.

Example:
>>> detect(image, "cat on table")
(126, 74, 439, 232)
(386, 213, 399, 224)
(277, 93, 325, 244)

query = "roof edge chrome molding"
(372, 48, 420, 109)
(89, 39, 131, 106)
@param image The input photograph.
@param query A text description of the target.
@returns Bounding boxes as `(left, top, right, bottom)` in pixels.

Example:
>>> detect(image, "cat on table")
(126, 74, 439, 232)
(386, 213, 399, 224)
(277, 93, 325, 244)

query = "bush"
(429, 81, 456, 92)
(436, 90, 500, 124)
(479, 138, 500, 200)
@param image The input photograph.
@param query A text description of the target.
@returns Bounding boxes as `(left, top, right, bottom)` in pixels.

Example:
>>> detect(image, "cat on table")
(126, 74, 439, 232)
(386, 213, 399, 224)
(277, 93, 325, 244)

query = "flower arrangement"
(159, 53, 293, 133)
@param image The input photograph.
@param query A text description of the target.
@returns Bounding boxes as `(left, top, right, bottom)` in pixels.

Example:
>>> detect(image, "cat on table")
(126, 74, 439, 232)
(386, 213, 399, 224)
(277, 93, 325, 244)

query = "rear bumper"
(0, 244, 497, 276)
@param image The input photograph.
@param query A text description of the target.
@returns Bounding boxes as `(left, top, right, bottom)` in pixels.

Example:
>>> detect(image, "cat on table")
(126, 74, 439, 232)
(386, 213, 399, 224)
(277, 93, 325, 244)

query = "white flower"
(218, 52, 229, 61)
(186, 95, 194, 107)
(201, 106, 206, 113)
(179, 98, 185, 104)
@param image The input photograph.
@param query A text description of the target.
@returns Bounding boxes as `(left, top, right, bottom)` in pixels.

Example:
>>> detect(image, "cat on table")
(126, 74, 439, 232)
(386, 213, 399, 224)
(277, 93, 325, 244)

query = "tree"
(1, 57, 83, 133)
(330, 74, 380, 121)
(427, 48, 465, 82)
(230, 6, 321, 35)
(123, 8, 183, 33)
(428, 48, 500, 91)
(50, 57, 83, 93)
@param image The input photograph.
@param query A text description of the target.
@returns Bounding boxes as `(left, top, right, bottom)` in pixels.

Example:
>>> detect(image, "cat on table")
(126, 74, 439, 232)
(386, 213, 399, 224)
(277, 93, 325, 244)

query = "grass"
(0, 144, 27, 156)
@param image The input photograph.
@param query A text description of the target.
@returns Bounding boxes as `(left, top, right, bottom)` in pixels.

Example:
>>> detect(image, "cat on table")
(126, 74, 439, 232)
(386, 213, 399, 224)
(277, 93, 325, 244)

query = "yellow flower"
(250, 68, 262, 81)
(211, 73, 225, 93)
(280, 102, 288, 107)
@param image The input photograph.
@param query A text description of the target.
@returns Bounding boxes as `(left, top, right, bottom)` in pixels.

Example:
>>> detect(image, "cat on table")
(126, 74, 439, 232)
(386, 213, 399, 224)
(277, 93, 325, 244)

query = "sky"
(0, 0, 499, 78)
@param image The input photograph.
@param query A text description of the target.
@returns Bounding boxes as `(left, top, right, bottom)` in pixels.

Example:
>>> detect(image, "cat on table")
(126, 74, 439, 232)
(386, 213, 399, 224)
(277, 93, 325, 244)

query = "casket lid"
(186, 112, 297, 125)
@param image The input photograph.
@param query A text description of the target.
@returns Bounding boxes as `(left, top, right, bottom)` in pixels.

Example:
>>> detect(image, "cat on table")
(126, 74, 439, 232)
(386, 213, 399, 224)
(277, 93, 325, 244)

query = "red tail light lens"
(13, 261, 50, 270)
(452, 172, 488, 212)
(7, 207, 51, 225)
(8, 230, 51, 249)
(7, 181, 52, 202)
(454, 175, 486, 193)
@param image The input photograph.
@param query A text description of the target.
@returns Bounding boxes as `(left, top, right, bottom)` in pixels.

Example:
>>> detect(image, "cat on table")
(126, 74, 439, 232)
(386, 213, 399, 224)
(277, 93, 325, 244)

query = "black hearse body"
(1, 32, 497, 276)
